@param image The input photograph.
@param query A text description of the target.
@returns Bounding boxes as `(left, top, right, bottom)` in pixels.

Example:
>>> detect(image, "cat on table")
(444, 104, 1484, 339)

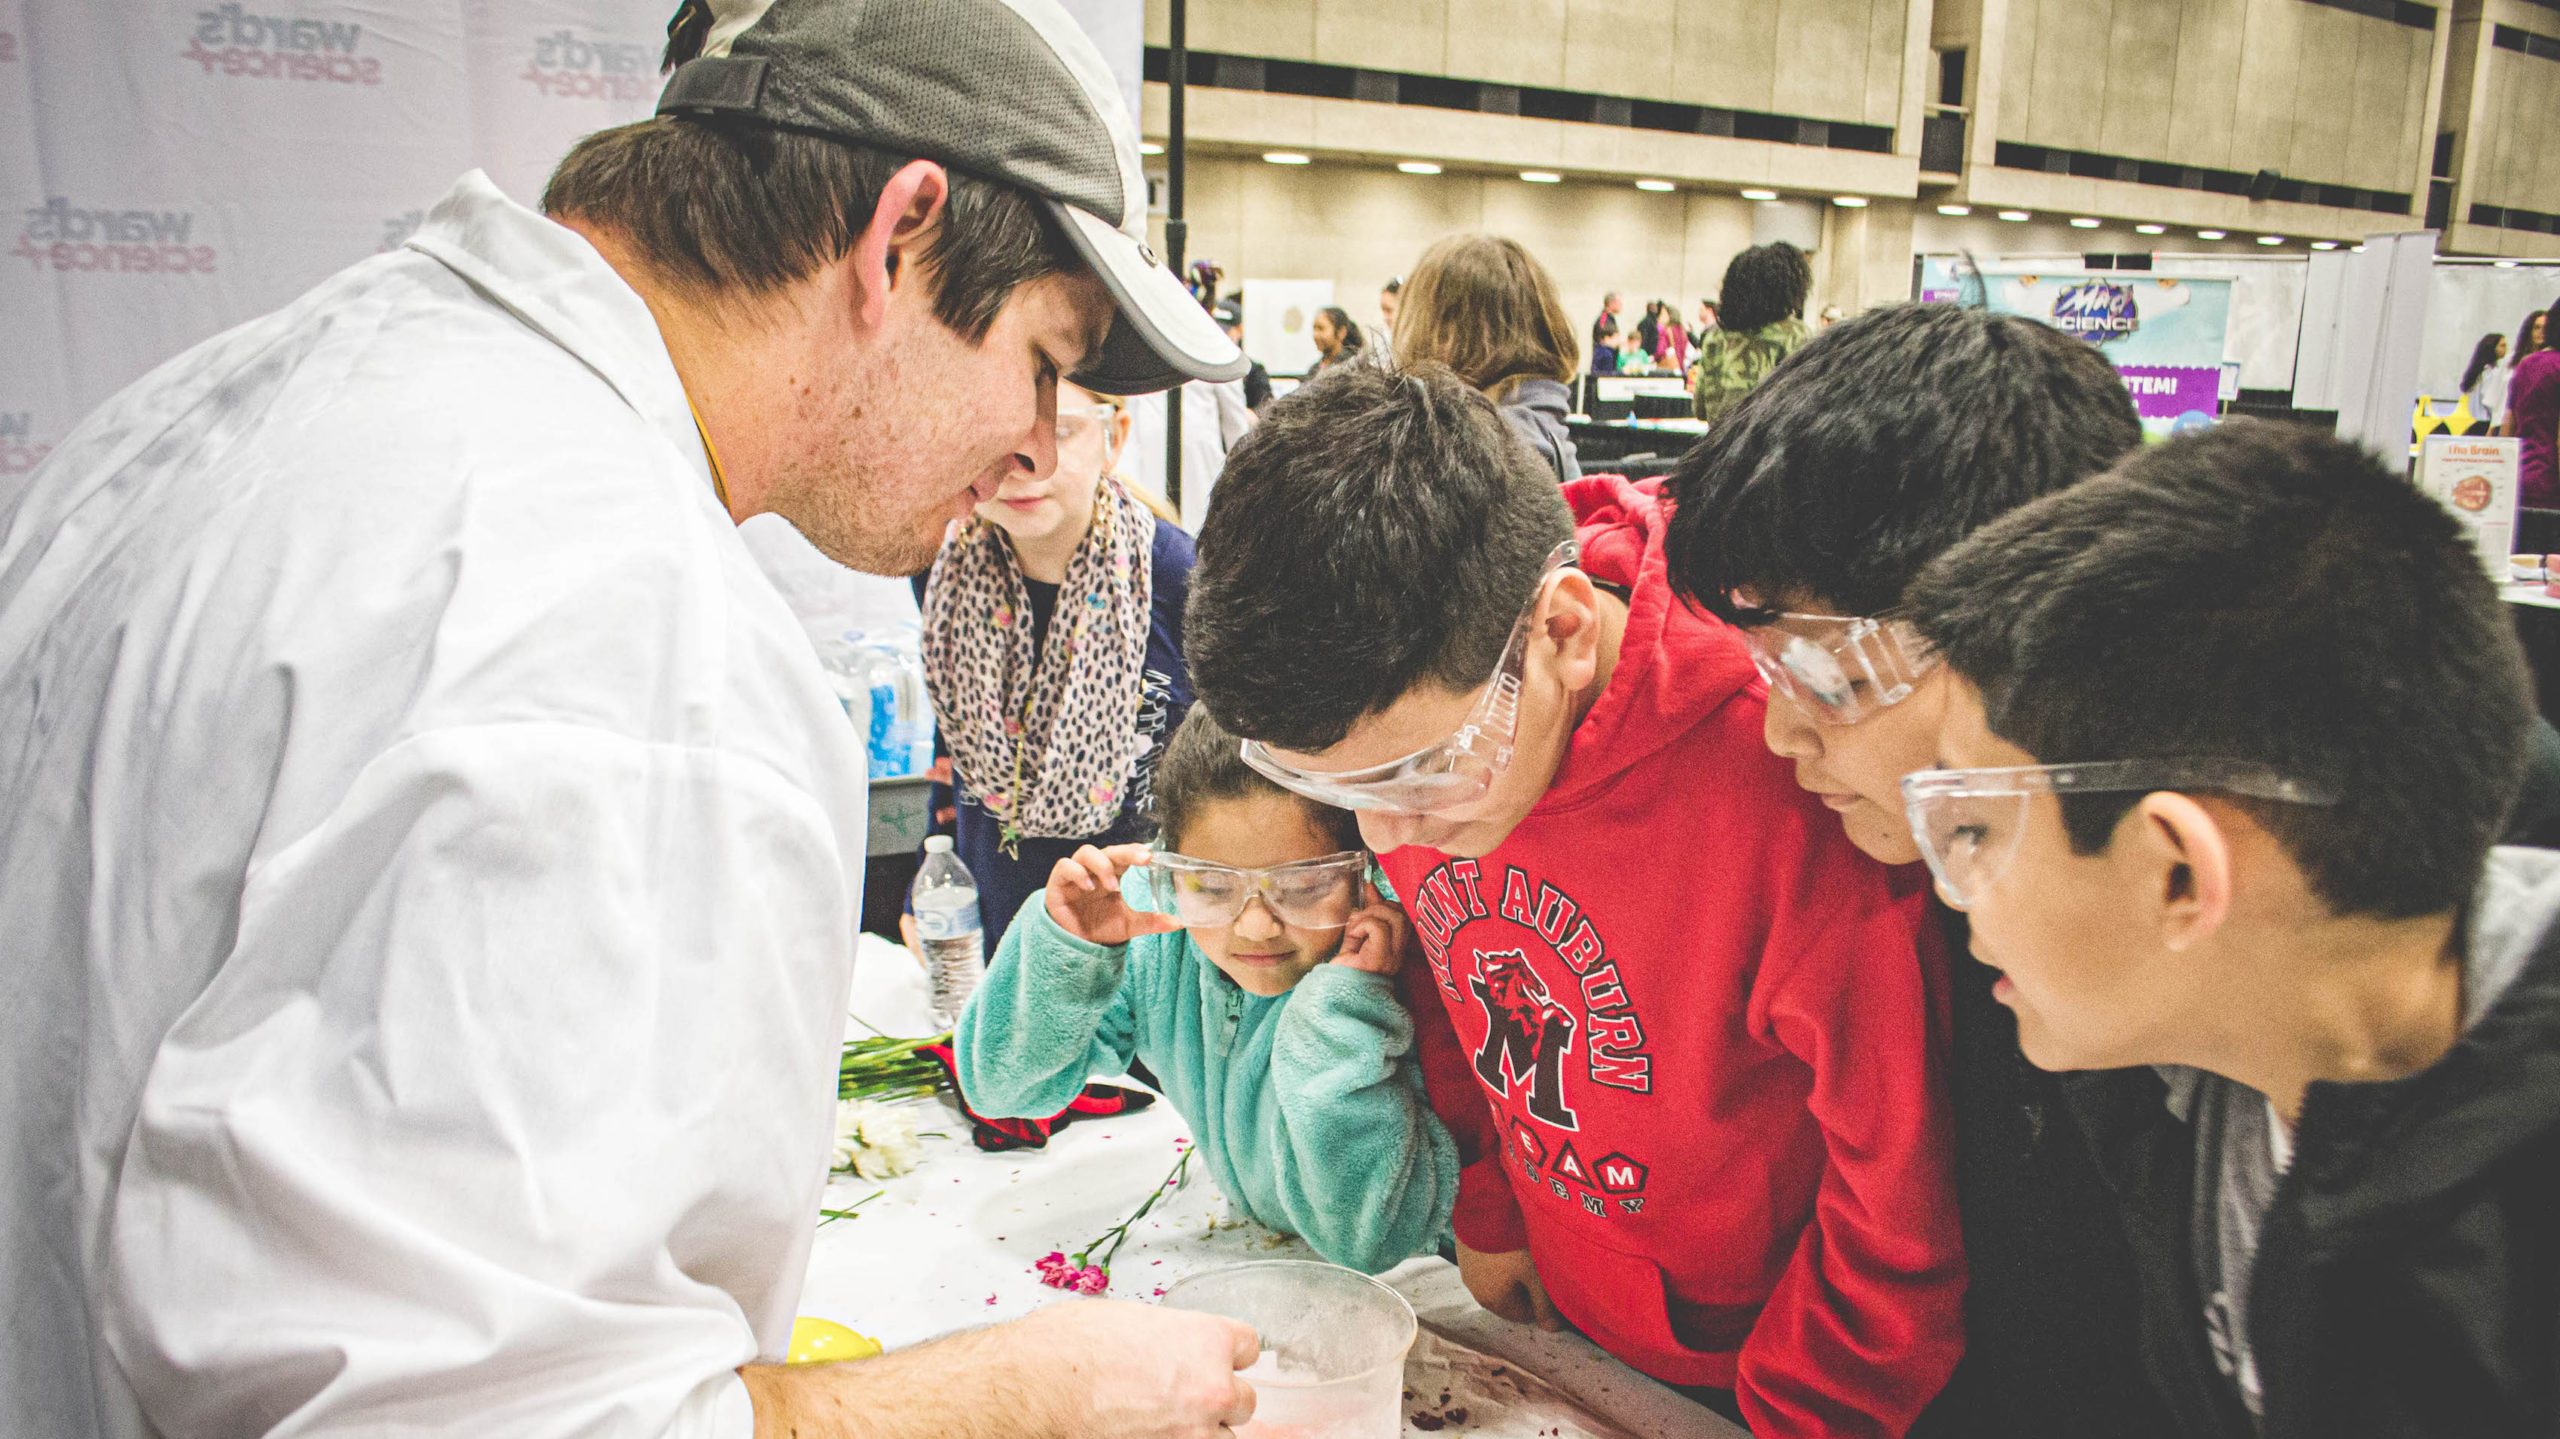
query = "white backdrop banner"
(1, 0, 1144, 489)
(2153, 255, 2307, 396)
(1240, 277, 1334, 378)
(2420, 262, 2560, 401)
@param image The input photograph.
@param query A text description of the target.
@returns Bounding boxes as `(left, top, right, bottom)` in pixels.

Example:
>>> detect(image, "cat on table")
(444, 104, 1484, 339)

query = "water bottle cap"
(924, 835, 955, 854)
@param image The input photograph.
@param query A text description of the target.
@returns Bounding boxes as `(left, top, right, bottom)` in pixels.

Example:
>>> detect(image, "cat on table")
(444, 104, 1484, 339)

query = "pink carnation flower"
(1072, 1265, 1110, 1296)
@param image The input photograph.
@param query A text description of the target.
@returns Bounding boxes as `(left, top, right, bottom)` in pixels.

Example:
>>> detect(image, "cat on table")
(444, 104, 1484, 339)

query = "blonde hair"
(1122, 476, 1180, 525)
(1392, 234, 1580, 398)
(1088, 392, 1183, 526)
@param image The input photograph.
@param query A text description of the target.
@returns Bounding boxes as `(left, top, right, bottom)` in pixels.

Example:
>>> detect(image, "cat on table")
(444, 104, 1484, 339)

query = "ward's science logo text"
(12, 199, 218, 275)
(184, 5, 381, 85)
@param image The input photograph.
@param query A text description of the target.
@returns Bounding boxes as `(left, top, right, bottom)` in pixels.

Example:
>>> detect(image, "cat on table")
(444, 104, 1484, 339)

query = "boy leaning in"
(1183, 363, 1965, 1439)
(1903, 420, 2560, 1438)
(1661, 303, 2170, 1437)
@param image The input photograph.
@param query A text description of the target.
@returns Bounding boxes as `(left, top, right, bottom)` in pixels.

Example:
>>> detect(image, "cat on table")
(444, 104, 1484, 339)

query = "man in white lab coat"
(0, 3, 1257, 1437)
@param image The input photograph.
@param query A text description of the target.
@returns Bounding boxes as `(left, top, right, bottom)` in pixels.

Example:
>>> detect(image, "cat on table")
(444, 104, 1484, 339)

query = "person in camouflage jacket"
(1690, 241, 1814, 423)
(1692, 315, 1812, 422)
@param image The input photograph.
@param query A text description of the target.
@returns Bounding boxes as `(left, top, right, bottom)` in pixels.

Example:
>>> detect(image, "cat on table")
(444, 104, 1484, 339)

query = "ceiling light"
(1138, 141, 1164, 156)
(1937, 203, 1972, 216)
(1396, 161, 1442, 175)
(2196, 229, 2227, 240)
(1262, 151, 1310, 165)
(1740, 188, 1779, 201)
(2352, 244, 2367, 253)
(1635, 179, 1676, 192)
(2310, 240, 2339, 251)
(1520, 170, 1562, 184)
(2135, 223, 2167, 235)
(2069, 217, 2101, 229)
(1833, 195, 1869, 208)
(1997, 209, 2032, 222)
(2497, 259, 2521, 268)
(2256, 234, 2285, 246)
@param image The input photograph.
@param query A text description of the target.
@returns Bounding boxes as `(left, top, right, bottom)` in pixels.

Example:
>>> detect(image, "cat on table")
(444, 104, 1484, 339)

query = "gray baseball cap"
(656, 0, 1242, 396)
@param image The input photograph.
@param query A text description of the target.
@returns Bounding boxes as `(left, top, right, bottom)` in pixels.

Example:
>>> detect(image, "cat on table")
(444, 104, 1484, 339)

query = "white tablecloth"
(796, 936, 1744, 1438)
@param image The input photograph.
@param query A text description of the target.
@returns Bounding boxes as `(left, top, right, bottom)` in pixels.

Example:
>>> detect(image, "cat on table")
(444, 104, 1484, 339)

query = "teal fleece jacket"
(954, 893, 1458, 1274)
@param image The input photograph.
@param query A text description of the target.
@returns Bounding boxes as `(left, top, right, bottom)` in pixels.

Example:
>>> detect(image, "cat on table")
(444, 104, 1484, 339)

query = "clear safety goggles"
(1237, 540, 1579, 816)
(1056, 404, 1118, 449)
(1740, 612, 1940, 725)
(1900, 758, 2339, 910)
(1129, 850, 1369, 930)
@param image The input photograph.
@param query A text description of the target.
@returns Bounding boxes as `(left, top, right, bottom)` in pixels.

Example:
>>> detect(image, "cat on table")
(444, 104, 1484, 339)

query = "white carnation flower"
(830, 1100, 866, 1171)
(852, 1103, 922, 1179)
(832, 1098, 922, 1179)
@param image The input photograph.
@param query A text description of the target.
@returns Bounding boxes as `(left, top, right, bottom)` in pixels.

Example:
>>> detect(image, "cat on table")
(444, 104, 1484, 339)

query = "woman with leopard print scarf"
(914, 385, 1198, 953)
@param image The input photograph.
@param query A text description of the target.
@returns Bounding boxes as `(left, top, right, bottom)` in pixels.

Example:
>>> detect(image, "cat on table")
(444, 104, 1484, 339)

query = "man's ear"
(1539, 570, 1604, 692)
(2128, 791, 2234, 953)
(845, 160, 950, 331)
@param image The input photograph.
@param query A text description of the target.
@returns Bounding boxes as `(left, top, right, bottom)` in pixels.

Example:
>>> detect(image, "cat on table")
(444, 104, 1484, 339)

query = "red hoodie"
(1387, 476, 1964, 1438)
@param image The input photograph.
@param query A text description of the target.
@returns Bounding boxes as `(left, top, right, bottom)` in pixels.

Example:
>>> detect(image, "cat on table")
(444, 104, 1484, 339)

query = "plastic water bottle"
(889, 653, 935, 777)
(866, 667, 901, 774)
(817, 636, 868, 724)
(911, 836, 984, 1027)
(835, 634, 935, 780)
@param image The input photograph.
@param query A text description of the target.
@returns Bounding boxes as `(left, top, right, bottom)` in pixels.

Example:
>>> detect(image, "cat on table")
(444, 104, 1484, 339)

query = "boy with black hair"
(1662, 302, 2169, 1437)
(1186, 362, 1966, 1439)
(1901, 420, 2560, 1439)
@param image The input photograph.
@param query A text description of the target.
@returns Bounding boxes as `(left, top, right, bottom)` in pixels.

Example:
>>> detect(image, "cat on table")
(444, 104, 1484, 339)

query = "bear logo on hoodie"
(1471, 949, 1580, 1130)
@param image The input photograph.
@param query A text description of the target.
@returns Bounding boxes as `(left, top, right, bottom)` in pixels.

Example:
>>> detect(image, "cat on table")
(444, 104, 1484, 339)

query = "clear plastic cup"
(1160, 1260, 1417, 1439)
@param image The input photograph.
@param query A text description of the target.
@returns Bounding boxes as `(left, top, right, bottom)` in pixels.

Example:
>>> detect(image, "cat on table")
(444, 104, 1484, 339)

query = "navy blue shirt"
(915, 519, 1194, 951)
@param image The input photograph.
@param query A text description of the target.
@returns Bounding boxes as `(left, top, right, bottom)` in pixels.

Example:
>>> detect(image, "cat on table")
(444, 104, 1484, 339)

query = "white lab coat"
(2476, 364, 2513, 429)
(1125, 377, 1253, 531)
(0, 172, 867, 1438)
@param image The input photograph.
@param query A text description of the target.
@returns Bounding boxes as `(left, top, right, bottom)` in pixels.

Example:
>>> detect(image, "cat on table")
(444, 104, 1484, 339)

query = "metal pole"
(1163, 0, 1188, 514)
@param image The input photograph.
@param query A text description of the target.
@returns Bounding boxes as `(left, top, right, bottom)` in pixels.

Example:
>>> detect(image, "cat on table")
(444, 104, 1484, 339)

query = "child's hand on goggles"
(1045, 844, 1184, 948)
(1331, 881, 1414, 978)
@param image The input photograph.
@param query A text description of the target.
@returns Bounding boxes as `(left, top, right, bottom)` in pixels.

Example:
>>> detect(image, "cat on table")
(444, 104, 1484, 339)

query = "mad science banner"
(0, 0, 1140, 497)
(1919, 258, 2236, 439)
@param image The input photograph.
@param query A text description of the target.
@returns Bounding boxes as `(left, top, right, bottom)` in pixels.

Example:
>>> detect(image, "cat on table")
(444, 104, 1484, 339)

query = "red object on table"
(918, 1042, 1155, 1151)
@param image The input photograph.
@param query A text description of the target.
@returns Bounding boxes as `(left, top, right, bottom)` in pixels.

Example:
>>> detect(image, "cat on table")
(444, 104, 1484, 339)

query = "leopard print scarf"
(921, 477, 1157, 853)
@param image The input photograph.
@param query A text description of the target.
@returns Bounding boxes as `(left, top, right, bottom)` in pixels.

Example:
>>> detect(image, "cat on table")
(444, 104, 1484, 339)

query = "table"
(797, 936, 1745, 1439)
(1565, 418, 1710, 475)
(2505, 584, 2560, 724)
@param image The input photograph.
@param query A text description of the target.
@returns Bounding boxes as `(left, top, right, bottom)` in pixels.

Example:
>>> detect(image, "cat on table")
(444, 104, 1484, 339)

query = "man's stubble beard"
(779, 468, 950, 577)
(763, 349, 955, 578)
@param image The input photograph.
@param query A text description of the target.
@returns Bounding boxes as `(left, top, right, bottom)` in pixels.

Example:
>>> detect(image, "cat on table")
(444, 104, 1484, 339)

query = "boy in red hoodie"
(1183, 363, 1964, 1437)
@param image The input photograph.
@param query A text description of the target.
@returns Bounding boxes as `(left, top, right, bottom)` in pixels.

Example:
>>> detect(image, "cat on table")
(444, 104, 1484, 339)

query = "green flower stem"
(837, 1031, 953, 1102)
(840, 1079, 940, 1104)
(818, 1190, 884, 1227)
(1074, 1145, 1196, 1272)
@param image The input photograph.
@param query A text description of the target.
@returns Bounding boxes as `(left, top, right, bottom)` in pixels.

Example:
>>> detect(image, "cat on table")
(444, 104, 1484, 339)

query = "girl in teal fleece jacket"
(954, 710, 1457, 1275)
